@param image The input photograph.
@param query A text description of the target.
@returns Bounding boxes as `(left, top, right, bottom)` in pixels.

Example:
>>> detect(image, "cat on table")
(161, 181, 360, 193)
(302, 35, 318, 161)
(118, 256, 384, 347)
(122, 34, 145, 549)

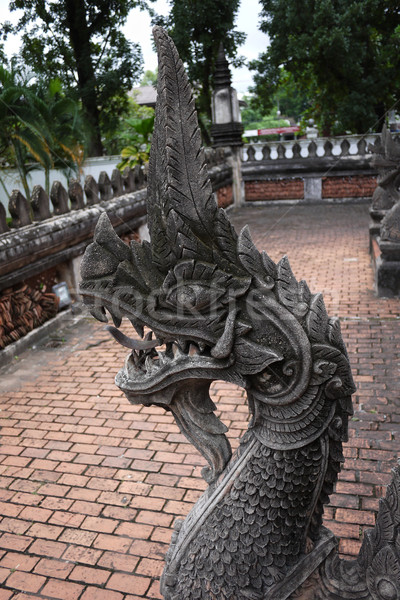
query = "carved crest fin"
(148, 27, 241, 276)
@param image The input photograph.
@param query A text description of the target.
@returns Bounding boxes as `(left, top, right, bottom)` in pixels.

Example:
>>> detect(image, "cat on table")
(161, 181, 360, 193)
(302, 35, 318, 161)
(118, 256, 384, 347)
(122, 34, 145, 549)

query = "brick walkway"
(0, 202, 399, 599)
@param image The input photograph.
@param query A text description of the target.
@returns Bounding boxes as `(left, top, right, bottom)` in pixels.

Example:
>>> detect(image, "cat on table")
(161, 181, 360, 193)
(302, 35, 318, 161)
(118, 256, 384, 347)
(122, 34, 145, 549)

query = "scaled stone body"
(80, 27, 400, 600)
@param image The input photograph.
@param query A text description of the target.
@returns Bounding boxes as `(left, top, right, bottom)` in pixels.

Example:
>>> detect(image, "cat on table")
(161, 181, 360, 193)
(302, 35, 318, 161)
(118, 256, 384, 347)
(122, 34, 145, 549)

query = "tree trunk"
(64, 0, 103, 156)
(198, 113, 211, 146)
(374, 102, 386, 132)
(201, 55, 212, 122)
(45, 168, 50, 197)
(12, 140, 32, 203)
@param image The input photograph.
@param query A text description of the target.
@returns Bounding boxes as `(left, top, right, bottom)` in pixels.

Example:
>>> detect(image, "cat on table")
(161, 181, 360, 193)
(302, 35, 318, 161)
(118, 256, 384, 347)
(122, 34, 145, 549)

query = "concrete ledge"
(0, 191, 147, 283)
(242, 157, 375, 179)
(244, 197, 371, 208)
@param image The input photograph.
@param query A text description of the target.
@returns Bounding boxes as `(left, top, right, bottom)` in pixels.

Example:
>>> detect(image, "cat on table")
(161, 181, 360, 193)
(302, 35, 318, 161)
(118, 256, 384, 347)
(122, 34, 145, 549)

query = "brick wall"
(245, 178, 304, 201)
(217, 185, 233, 208)
(244, 175, 377, 202)
(322, 175, 377, 198)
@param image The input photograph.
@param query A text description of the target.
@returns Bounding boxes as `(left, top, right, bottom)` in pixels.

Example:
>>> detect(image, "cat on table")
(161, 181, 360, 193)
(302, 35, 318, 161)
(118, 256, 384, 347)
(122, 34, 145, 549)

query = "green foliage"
(274, 70, 310, 122)
(117, 113, 155, 171)
(103, 95, 154, 155)
(3, 0, 153, 155)
(140, 69, 158, 86)
(32, 76, 86, 192)
(241, 96, 290, 131)
(127, 95, 155, 121)
(154, 0, 245, 142)
(0, 63, 53, 199)
(244, 113, 290, 132)
(0, 63, 84, 200)
(250, 0, 400, 134)
(240, 98, 265, 129)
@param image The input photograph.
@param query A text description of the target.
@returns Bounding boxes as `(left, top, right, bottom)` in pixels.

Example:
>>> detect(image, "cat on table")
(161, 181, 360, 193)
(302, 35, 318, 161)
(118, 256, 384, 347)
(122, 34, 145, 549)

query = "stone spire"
(210, 43, 243, 148)
(213, 43, 232, 90)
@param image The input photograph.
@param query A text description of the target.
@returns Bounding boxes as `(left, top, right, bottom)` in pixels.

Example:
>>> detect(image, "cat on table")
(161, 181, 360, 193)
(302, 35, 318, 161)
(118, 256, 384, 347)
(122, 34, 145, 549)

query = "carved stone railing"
(243, 134, 380, 162)
(0, 165, 146, 234)
(0, 190, 147, 291)
(0, 148, 230, 235)
(0, 148, 232, 293)
(242, 134, 383, 203)
(0, 147, 233, 351)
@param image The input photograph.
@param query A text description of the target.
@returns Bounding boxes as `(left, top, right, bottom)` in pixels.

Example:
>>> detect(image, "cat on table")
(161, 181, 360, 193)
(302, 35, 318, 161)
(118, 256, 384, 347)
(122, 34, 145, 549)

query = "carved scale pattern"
(166, 437, 324, 599)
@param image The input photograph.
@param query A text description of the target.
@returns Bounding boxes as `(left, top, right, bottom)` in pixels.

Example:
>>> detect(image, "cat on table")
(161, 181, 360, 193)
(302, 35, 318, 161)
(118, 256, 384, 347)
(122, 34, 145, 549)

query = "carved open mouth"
(109, 326, 235, 396)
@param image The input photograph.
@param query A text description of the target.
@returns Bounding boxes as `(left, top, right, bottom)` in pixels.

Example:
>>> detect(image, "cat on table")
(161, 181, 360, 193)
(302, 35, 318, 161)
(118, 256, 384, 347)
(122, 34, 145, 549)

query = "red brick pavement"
(0, 202, 399, 598)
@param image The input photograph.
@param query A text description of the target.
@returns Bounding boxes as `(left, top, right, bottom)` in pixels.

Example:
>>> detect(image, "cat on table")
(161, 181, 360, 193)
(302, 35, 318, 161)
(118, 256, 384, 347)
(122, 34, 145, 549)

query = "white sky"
(0, 0, 269, 94)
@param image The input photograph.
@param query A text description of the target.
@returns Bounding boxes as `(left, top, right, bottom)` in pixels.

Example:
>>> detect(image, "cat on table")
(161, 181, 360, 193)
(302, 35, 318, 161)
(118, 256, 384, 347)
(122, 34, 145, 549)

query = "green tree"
(33, 77, 85, 194)
(274, 70, 310, 123)
(103, 95, 154, 155)
(240, 98, 266, 130)
(140, 69, 158, 86)
(117, 112, 155, 171)
(154, 0, 246, 142)
(0, 63, 52, 200)
(240, 96, 291, 140)
(0, 64, 84, 200)
(3, 0, 152, 155)
(250, 0, 400, 134)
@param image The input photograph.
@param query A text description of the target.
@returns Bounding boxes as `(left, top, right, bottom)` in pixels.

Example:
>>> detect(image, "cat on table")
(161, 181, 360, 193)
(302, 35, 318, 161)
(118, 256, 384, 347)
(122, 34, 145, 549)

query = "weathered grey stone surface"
(381, 202, 400, 243)
(80, 27, 400, 600)
(31, 185, 51, 221)
(133, 164, 145, 189)
(369, 126, 400, 224)
(111, 168, 124, 197)
(9, 190, 31, 228)
(242, 155, 374, 181)
(84, 174, 100, 205)
(68, 180, 85, 211)
(122, 166, 135, 192)
(98, 171, 113, 201)
(369, 127, 400, 296)
(0, 201, 8, 234)
(0, 190, 147, 291)
(50, 180, 70, 215)
(304, 177, 322, 201)
(211, 44, 243, 148)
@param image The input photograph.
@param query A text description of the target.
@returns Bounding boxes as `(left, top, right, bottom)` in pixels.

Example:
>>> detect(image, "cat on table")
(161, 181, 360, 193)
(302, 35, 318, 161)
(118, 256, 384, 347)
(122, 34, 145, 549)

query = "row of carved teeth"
(126, 338, 212, 376)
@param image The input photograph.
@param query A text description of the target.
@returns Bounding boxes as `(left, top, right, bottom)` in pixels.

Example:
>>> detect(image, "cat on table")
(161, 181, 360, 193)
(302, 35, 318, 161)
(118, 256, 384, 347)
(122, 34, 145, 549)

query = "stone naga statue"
(369, 125, 400, 237)
(80, 27, 400, 600)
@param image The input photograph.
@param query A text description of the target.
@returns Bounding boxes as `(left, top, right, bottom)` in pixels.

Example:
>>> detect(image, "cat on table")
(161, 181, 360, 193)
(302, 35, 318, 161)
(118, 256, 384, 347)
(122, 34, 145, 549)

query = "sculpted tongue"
(104, 326, 160, 350)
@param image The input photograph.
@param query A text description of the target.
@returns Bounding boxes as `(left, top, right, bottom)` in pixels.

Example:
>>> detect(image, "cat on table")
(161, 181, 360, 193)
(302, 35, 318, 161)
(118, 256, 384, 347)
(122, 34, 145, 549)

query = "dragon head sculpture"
(79, 27, 375, 600)
(80, 27, 354, 480)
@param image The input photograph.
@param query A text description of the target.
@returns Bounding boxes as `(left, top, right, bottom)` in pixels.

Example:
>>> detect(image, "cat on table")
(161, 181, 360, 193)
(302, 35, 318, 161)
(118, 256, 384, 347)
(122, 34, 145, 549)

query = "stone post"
(210, 44, 244, 207)
(369, 126, 400, 296)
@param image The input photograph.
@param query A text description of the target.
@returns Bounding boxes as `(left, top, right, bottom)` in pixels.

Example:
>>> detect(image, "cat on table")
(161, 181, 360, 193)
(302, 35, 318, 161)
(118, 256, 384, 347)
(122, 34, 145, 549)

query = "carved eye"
(166, 283, 219, 311)
(161, 260, 250, 314)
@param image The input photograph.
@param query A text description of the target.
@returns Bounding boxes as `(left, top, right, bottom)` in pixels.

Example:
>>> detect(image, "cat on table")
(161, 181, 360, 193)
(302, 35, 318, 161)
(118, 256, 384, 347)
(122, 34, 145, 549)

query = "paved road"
(0, 202, 399, 599)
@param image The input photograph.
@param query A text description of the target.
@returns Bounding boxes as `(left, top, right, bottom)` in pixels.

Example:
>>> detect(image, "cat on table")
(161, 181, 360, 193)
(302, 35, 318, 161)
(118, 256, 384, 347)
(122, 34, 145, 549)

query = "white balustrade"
(243, 133, 382, 162)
